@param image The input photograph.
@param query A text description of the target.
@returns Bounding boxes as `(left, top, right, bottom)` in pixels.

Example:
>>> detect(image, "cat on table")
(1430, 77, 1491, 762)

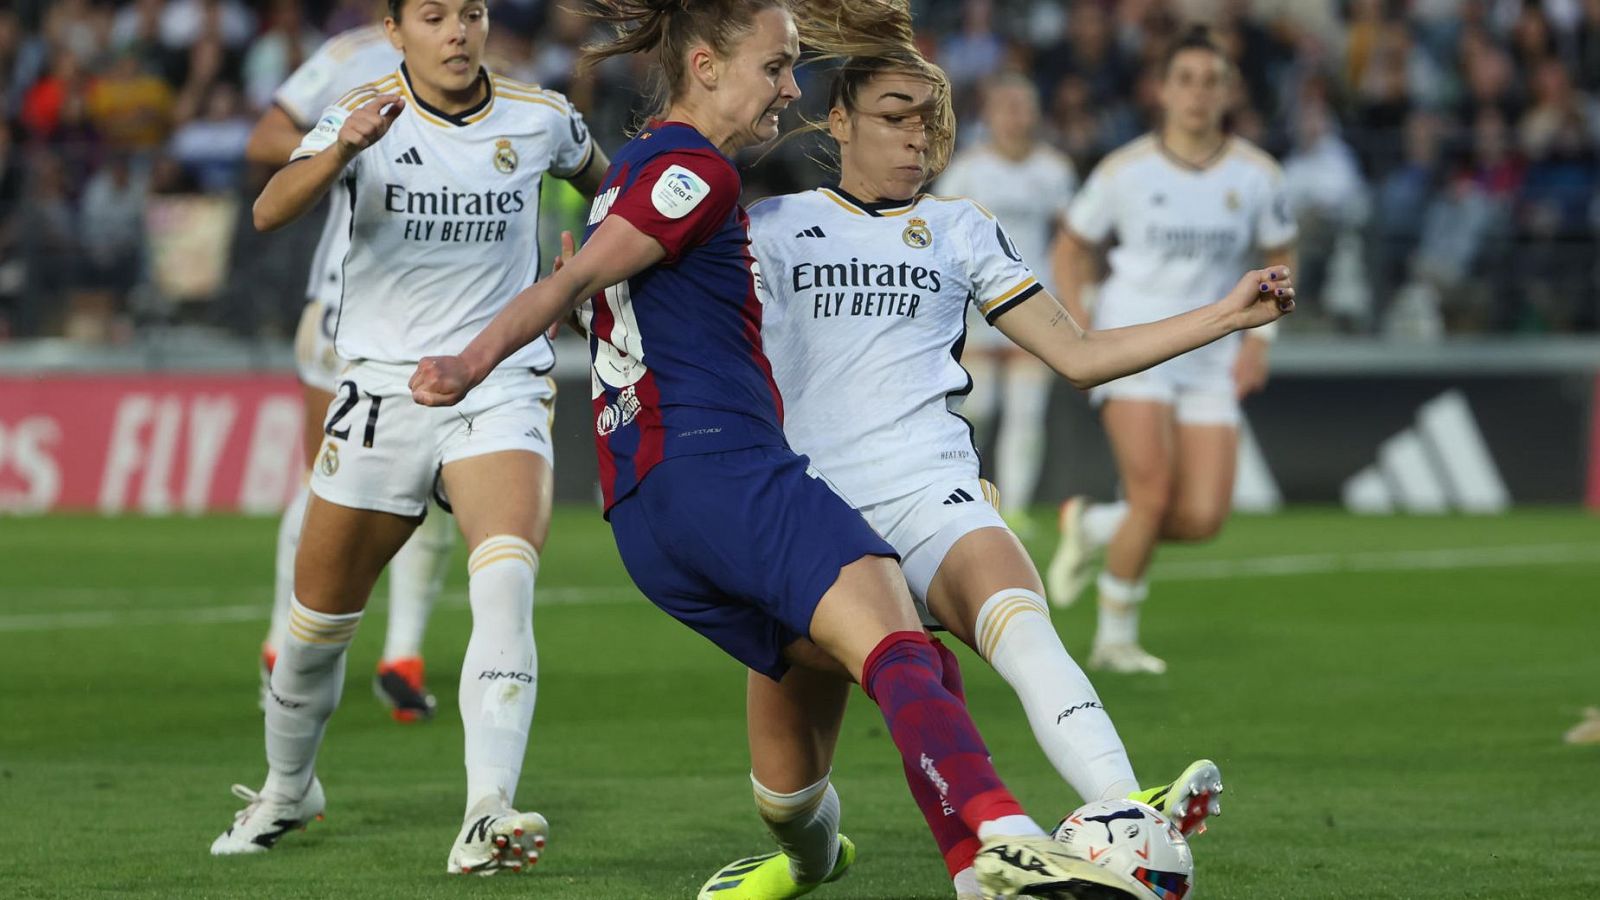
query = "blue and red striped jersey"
(581, 121, 785, 512)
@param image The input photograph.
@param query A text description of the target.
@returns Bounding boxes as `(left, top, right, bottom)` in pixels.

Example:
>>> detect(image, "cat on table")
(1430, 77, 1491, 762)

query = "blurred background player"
(716, 5, 1295, 890)
(1567, 708, 1600, 744)
(1047, 26, 1298, 676)
(211, 0, 604, 873)
(934, 72, 1076, 532)
(245, 2, 451, 722)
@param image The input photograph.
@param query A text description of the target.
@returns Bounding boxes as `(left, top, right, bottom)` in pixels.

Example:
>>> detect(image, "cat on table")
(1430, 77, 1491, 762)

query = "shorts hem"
(309, 482, 426, 518)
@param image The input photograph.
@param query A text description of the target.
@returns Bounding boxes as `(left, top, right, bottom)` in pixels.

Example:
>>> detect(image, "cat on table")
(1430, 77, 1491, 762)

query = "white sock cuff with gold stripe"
(752, 770, 831, 823)
(974, 588, 1051, 663)
(287, 596, 363, 645)
(468, 535, 538, 578)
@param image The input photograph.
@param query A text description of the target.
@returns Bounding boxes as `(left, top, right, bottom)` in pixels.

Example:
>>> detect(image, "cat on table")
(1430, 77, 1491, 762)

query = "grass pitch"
(2, 509, 1598, 899)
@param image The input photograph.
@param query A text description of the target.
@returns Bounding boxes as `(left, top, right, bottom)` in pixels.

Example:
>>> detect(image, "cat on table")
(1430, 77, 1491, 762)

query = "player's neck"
(662, 104, 742, 157)
(407, 66, 488, 117)
(1159, 128, 1228, 169)
(835, 171, 917, 206)
(989, 136, 1032, 162)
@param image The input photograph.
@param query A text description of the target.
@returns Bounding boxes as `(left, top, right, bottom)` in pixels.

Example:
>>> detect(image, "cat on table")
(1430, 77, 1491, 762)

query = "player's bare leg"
(1161, 423, 1238, 543)
(214, 497, 416, 856)
(438, 450, 552, 874)
(1092, 399, 1176, 673)
(697, 667, 855, 898)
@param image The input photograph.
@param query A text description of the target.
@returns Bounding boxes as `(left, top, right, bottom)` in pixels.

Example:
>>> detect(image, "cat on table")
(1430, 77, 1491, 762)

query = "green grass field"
(2, 509, 1598, 899)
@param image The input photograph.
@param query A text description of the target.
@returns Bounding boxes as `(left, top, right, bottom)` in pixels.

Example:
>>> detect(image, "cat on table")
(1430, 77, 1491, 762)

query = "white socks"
(1094, 572, 1148, 647)
(460, 535, 539, 812)
(381, 502, 454, 662)
(263, 596, 361, 802)
(975, 589, 1139, 803)
(752, 772, 842, 884)
(1081, 500, 1128, 550)
(995, 361, 1050, 517)
(265, 483, 312, 656)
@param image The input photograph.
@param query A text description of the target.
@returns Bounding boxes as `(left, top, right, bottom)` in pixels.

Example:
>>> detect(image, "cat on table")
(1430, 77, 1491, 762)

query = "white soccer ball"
(1051, 799, 1195, 900)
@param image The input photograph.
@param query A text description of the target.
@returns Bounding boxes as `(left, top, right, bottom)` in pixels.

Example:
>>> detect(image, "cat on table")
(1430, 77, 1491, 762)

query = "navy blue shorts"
(609, 445, 898, 680)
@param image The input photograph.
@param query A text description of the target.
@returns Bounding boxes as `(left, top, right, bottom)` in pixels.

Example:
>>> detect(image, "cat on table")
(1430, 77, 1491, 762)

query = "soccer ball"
(1052, 799, 1195, 900)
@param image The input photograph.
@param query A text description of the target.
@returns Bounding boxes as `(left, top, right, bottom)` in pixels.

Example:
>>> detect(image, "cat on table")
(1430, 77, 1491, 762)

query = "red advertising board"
(0, 375, 304, 514)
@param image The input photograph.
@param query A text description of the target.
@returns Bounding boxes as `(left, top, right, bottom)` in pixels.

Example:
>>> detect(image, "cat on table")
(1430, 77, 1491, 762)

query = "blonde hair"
(791, 0, 956, 179)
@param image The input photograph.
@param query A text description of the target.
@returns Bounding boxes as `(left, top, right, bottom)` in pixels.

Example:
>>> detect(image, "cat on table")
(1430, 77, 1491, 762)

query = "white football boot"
(447, 793, 549, 875)
(1087, 642, 1168, 675)
(210, 778, 326, 855)
(1045, 497, 1095, 609)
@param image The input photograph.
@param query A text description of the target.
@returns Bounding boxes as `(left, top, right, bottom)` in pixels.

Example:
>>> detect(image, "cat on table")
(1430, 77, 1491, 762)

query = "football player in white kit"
(934, 73, 1076, 529)
(701, 30, 1293, 900)
(1046, 27, 1299, 676)
(245, 6, 453, 723)
(211, 0, 607, 874)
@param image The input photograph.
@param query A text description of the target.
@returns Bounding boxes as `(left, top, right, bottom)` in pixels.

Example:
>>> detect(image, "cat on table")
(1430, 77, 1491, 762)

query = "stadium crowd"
(0, 0, 1596, 342)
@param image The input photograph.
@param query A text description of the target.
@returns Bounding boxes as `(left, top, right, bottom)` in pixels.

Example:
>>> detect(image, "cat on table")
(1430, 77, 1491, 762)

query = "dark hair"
(1162, 24, 1228, 77)
(388, 0, 402, 19)
(579, 0, 791, 119)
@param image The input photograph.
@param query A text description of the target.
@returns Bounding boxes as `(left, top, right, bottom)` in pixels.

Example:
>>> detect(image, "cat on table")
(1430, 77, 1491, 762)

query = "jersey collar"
(398, 62, 494, 128)
(818, 184, 922, 218)
(1154, 133, 1232, 173)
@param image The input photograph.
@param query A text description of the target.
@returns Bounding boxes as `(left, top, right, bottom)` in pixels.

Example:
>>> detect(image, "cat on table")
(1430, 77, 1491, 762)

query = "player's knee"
(1165, 504, 1227, 541)
(1124, 486, 1173, 523)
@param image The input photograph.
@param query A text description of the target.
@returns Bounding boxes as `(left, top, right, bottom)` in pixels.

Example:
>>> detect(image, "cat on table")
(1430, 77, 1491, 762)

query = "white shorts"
(294, 301, 343, 395)
(1088, 343, 1240, 427)
(856, 476, 1007, 610)
(309, 360, 556, 517)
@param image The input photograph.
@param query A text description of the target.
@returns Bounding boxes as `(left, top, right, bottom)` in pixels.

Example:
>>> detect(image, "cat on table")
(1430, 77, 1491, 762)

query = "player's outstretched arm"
(410, 215, 667, 406)
(252, 94, 404, 232)
(997, 266, 1294, 390)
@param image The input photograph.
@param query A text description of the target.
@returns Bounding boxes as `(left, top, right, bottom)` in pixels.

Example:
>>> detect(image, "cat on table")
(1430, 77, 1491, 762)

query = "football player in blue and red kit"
(407, 0, 1124, 896)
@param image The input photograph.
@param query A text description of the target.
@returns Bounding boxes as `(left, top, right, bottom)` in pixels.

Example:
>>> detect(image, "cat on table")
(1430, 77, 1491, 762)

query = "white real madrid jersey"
(935, 144, 1076, 293)
(752, 187, 1042, 506)
(1068, 135, 1296, 333)
(273, 25, 401, 305)
(292, 64, 595, 371)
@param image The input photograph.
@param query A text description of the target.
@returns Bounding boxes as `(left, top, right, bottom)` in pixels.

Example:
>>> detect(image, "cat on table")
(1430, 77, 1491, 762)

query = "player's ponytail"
(579, 0, 792, 124)
(788, 0, 955, 179)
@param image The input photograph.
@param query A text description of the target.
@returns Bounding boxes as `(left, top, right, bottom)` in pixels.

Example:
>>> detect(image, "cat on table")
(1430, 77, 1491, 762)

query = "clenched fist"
(1218, 266, 1295, 332)
(337, 94, 405, 160)
(411, 355, 473, 407)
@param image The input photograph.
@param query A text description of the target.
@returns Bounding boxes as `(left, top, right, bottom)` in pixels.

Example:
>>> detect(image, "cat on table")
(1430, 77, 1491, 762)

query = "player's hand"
(546, 231, 578, 340)
(337, 94, 405, 160)
(1219, 266, 1294, 332)
(410, 355, 472, 407)
(1233, 332, 1271, 398)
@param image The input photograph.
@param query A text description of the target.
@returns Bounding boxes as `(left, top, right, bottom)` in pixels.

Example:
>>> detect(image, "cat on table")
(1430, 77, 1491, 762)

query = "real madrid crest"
(902, 216, 932, 249)
(1225, 189, 1240, 211)
(494, 138, 518, 174)
(318, 442, 340, 477)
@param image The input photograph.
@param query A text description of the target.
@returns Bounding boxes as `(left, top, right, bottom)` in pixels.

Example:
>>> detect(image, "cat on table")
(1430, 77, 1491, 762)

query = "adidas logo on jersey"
(794, 226, 827, 238)
(395, 147, 423, 165)
(942, 488, 976, 505)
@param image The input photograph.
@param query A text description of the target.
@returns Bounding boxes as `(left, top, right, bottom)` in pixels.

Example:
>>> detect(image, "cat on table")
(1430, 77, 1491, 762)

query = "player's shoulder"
(747, 190, 823, 226)
(1223, 136, 1285, 180)
(330, 70, 403, 112)
(917, 192, 998, 227)
(319, 24, 390, 62)
(490, 73, 575, 117)
(1090, 133, 1160, 180)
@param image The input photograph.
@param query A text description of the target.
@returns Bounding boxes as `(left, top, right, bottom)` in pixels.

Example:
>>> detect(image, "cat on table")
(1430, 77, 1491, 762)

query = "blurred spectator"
(169, 82, 252, 193)
(86, 50, 175, 153)
(1370, 112, 1444, 306)
(16, 153, 81, 338)
(1282, 98, 1370, 327)
(243, 0, 323, 112)
(159, 0, 257, 54)
(79, 154, 148, 331)
(939, 0, 1005, 90)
